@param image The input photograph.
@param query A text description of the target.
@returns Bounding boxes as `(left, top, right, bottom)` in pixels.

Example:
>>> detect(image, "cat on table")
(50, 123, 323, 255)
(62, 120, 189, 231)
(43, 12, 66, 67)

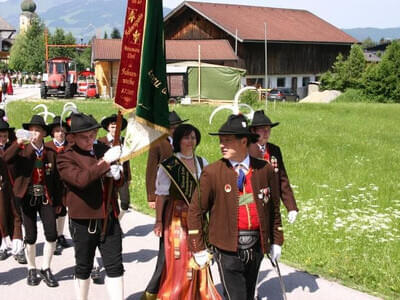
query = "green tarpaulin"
(187, 64, 246, 100)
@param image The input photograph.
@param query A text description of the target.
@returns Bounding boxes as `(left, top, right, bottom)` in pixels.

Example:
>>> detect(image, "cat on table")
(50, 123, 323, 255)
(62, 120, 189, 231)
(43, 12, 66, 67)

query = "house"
(92, 1, 358, 98)
(164, 1, 358, 96)
(0, 17, 16, 63)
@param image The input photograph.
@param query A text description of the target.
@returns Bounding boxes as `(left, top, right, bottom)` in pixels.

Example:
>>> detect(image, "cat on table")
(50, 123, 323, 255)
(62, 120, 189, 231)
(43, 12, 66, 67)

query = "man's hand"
(270, 244, 282, 263)
(288, 210, 298, 224)
(106, 164, 122, 180)
(148, 202, 156, 209)
(103, 146, 122, 164)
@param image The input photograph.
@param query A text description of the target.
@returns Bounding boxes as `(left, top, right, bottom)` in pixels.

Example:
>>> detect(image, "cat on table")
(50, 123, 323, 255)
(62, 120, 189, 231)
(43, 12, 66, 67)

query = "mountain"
(342, 27, 400, 42)
(0, 0, 172, 41)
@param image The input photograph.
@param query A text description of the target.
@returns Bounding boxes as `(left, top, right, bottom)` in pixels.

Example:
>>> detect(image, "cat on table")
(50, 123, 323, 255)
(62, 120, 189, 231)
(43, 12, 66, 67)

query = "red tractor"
(41, 57, 78, 99)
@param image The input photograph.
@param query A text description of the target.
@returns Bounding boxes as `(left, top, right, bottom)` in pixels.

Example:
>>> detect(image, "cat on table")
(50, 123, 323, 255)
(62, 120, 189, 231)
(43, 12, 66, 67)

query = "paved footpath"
(0, 210, 382, 300)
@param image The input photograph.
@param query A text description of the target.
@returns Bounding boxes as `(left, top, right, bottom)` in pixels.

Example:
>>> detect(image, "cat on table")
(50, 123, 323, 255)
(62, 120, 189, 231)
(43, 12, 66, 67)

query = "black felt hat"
(0, 118, 14, 133)
(48, 116, 67, 133)
(68, 112, 101, 134)
(209, 114, 259, 143)
(169, 111, 188, 126)
(101, 114, 127, 131)
(249, 110, 279, 128)
(22, 115, 50, 136)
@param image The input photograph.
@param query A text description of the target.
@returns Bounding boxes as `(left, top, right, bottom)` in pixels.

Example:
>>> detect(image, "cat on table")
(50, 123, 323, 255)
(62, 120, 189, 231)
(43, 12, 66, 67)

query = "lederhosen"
(21, 148, 57, 245)
(214, 167, 264, 300)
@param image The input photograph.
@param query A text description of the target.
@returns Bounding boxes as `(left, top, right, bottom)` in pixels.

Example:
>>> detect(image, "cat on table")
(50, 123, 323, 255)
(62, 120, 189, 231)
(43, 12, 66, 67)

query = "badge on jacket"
(224, 184, 232, 193)
(45, 163, 52, 175)
(271, 156, 278, 173)
(258, 187, 270, 205)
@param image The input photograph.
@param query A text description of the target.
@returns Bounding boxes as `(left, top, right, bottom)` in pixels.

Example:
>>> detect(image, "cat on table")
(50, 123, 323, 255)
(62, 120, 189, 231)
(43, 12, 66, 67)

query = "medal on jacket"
(224, 184, 232, 193)
(258, 187, 270, 205)
(271, 156, 279, 173)
(45, 163, 52, 176)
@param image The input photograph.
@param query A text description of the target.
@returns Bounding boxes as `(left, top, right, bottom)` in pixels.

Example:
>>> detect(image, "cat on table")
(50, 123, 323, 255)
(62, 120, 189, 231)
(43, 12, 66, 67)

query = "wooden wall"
(165, 7, 352, 76)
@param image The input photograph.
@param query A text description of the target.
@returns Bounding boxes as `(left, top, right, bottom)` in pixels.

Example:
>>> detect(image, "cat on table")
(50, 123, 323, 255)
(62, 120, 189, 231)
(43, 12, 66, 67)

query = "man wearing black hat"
(5, 115, 60, 287)
(99, 114, 131, 213)
(142, 111, 188, 299)
(57, 112, 125, 300)
(249, 110, 298, 223)
(187, 114, 284, 300)
(45, 116, 70, 255)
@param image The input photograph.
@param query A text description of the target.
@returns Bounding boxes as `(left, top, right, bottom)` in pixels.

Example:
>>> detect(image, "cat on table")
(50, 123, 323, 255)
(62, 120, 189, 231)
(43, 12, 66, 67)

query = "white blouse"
(155, 153, 208, 196)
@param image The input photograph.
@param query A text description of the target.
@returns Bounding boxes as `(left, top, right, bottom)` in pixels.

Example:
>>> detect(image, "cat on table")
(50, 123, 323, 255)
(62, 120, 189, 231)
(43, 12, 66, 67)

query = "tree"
(111, 27, 121, 39)
(9, 17, 45, 72)
(363, 41, 400, 102)
(361, 37, 376, 49)
(103, 31, 108, 39)
(49, 28, 76, 59)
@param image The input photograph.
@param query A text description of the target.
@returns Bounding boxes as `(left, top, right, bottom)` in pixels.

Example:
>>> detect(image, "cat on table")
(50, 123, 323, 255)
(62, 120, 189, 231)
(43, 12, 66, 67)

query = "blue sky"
(164, 0, 400, 29)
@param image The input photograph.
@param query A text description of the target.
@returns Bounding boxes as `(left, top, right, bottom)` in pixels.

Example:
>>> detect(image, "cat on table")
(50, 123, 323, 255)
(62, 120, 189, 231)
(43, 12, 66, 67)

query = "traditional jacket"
(4, 142, 60, 204)
(0, 157, 22, 239)
(98, 136, 131, 181)
(1, 141, 16, 181)
(248, 142, 298, 212)
(57, 143, 122, 219)
(187, 157, 283, 254)
(146, 137, 173, 202)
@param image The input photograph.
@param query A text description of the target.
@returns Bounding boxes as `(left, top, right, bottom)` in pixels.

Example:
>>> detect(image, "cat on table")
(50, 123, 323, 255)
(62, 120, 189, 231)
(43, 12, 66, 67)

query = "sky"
(164, 0, 400, 29)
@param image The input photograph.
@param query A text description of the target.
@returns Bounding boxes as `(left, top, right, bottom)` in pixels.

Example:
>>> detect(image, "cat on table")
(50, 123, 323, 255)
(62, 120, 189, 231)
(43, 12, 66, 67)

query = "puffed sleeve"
(155, 166, 171, 196)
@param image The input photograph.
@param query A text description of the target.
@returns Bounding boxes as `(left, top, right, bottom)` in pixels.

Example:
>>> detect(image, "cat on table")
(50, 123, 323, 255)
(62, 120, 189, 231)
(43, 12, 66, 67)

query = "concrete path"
(0, 210, 382, 300)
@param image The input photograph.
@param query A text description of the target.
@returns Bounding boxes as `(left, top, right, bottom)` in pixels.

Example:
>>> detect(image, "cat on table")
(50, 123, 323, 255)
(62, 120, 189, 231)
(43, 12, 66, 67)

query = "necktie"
(236, 164, 246, 192)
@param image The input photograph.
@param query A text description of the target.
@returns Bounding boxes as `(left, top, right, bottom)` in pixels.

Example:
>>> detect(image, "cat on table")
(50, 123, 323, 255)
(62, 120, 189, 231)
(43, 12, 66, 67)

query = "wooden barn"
(164, 1, 358, 97)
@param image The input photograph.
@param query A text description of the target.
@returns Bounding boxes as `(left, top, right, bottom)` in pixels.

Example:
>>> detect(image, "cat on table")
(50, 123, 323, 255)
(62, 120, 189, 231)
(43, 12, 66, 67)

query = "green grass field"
(5, 99, 400, 299)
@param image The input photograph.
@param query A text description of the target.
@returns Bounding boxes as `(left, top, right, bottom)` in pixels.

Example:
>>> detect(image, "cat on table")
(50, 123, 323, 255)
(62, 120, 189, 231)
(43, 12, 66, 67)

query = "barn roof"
(165, 1, 358, 44)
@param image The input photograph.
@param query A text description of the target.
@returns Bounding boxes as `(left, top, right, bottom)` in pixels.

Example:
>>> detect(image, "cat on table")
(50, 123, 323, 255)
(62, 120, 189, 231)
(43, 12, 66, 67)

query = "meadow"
(5, 99, 400, 299)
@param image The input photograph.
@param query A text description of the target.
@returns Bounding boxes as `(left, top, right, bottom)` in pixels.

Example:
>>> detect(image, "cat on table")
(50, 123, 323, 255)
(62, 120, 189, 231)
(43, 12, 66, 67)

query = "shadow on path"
(257, 269, 320, 299)
(123, 249, 158, 264)
(0, 267, 26, 285)
(124, 224, 154, 238)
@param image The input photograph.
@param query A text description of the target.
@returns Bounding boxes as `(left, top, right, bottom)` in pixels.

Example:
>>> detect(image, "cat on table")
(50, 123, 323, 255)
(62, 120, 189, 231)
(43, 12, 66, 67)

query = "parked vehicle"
(41, 57, 77, 99)
(77, 71, 99, 98)
(267, 88, 299, 101)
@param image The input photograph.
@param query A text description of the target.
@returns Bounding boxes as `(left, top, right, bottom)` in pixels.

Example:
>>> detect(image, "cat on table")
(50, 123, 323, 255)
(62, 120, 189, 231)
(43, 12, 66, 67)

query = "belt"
(238, 230, 260, 250)
(28, 184, 44, 197)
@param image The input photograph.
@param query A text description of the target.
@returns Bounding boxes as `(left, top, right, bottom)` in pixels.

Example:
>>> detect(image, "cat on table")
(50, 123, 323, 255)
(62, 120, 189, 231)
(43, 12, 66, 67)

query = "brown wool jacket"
(97, 136, 131, 181)
(4, 142, 61, 204)
(145, 138, 173, 202)
(57, 144, 121, 219)
(248, 142, 298, 212)
(0, 157, 22, 240)
(187, 157, 284, 254)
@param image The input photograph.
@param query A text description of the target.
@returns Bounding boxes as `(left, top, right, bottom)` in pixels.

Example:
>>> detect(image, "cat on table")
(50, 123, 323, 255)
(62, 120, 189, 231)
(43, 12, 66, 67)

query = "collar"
(73, 145, 96, 157)
(229, 154, 250, 171)
(107, 132, 113, 143)
(31, 142, 44, 156)
(167, 136, 173, 145)
(53, 139, 65, 147)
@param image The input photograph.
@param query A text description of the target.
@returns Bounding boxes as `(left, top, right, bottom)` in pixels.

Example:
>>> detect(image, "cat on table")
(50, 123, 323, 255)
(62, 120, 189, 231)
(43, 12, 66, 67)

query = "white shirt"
(229, 154, 250, 174)
(155, 153, 208, 196)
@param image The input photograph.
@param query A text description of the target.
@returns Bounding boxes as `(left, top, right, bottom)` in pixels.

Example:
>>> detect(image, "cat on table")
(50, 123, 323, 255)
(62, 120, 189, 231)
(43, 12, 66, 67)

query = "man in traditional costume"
(57, 112, 125, 300)
(249, 110, 298, 223)
(188, 114, 284, 300)
(6, 115, 60, 287)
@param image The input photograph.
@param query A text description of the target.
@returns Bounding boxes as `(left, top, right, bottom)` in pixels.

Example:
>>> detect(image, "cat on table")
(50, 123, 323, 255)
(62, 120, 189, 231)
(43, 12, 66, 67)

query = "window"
(302, 77, 310, 87)
(277, 77, 285, 87)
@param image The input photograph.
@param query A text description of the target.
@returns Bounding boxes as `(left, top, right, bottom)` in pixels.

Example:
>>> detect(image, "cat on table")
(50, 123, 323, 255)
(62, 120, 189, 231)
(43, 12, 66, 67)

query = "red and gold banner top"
(115, 0, 147, 111)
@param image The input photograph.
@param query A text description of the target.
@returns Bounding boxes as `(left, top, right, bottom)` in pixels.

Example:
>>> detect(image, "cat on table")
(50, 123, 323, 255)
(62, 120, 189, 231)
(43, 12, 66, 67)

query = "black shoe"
(57, 235, 70, 248)
(53, 242, 63, 256)
(90, 266, 102, 284)
(39, 268, 59, 287)
(0, 249, 9, 260)
(14, 249, 27, 264)
(27, 269, 41, 286)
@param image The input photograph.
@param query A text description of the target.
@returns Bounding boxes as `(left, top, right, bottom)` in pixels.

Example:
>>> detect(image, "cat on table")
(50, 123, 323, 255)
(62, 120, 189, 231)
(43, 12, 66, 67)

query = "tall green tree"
(103, 31, 108, 39)
(9, 17, 45, 72)
(49, 28, 76, 58)
(111, 27, 121, 39)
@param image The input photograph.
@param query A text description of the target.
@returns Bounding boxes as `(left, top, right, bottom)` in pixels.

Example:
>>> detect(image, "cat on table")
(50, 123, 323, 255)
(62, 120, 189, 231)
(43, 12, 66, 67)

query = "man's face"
(52, 126, 65, 143)
(28, 125, 45, 145)
(169, 124, 178, 137)
(253, 125, 271, 145)
(0, 130, 8, 147)
(108, 122, 117, 138)
(219, 135, 247, 161)
(73, 129, 98, 151)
